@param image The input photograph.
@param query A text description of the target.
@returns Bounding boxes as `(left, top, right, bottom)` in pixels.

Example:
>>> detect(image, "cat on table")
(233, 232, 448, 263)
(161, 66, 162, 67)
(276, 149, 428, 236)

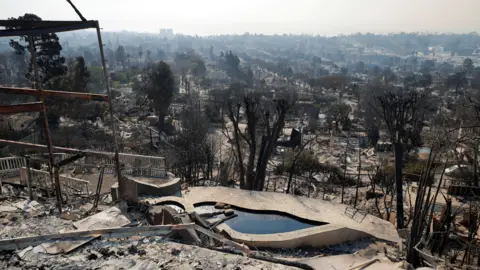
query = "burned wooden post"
(53, 166, 63, 213)
(93, 166, 105, 209)
(94, 22, 124, 201)
(25, 158, 34, 200)
(0, 172, 4, 195)
(27, 35, 61, 212)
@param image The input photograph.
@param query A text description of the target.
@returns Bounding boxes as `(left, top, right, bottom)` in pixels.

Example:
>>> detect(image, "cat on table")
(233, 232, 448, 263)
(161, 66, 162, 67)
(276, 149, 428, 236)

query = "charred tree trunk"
(246, 138, 257, 190)
(474, 144, 478, 187)
(286, 160, 296, 194)
(394, 142, 404, 229)
(253, 136, 268, 191)
(254, 105, 287, 191)
(158, 113, 166, 131)
(233, 134, 246, 188)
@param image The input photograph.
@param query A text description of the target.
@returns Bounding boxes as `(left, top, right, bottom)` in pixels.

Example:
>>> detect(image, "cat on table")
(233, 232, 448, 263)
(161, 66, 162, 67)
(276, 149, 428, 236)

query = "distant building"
(428, 45, 445, 55)
(159, 29, 174, 38)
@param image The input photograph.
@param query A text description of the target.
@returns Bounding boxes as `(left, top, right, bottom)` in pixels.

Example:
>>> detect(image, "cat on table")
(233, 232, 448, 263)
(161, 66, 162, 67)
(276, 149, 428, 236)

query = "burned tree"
(170, 105, 209, 185)
(284, 136, 318, 194)
(370, 85, 430, 229)
(224, 85, 294, 190)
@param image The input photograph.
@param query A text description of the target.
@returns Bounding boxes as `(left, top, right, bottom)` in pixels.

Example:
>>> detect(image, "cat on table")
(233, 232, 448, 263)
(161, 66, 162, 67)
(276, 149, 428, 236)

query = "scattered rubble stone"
(98, 247, 115, 258)
(224, 209, 235, 216)
(87, 252, 98, 260)
(214, 202, 225, 209)
(170, 247, 181, 256)
(127, 245, 139, 255)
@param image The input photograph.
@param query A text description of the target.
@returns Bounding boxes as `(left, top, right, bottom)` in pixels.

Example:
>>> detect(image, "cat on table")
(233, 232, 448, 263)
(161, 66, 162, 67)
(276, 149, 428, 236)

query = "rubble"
(215, 202, 226, 209)
(147, 205, 177, 225)
(0, 131, 402, 269)
(2, 239, 300, 270)
(0, 177, 413, 270)
(224, 209, 235, 216)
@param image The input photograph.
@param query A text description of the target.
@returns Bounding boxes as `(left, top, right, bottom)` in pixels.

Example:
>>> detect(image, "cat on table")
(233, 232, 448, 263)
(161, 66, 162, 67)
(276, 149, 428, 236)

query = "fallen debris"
(198, 210, 224, 218)
(174, 213, 202, 244)
(147, 205, 177, 225)
(209, 213, 238, 230)
(224, 208, 234, 216)
(36, 206, 132, 254)
(194, 225, 250, 254)
(72, 206, 130, 230)
(213, 247, 315, 270)
(214, 202, 225, 209)
(14, 200, 43, 215)
(348, 257, 379, 269)
(0, 223, 195, 251)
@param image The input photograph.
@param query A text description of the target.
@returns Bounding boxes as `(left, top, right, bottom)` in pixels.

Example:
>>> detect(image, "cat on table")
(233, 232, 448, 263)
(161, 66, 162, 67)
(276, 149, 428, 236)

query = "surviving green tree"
(116, 45, 127, 70)
(70, 56, 90, 92)
(139, 61, 176, 130)
(8, 13, 67, 88)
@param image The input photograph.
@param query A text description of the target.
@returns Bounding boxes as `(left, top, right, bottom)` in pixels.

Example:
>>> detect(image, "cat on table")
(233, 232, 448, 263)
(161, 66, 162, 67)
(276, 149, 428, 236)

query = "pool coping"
(145, 187, 401, 248)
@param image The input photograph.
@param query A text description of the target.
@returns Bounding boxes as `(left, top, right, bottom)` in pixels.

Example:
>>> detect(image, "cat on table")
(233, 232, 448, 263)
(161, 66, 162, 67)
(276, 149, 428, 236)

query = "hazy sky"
(2, 0, 479, 36)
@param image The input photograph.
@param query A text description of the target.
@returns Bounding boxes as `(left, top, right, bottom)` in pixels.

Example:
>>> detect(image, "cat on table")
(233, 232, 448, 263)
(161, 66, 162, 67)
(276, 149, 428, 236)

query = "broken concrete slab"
(39, 206, 131, 254)
(73, 206, 130, 230)
(17, 246, 33, 259)
(0, 205, 20, 213)
(14, 200, 43, 214)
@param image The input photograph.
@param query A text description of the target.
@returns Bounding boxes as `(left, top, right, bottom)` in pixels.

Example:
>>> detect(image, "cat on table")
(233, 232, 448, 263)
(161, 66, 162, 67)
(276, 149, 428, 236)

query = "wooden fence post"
(25, 159, 33, 200)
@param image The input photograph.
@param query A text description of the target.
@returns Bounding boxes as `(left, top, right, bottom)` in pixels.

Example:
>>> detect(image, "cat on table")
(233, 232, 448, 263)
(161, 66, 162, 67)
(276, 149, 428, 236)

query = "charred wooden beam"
(66, 0, 87, 21)
(55, 153, 85, 167)
(0, 20, 97, 37)
(0, 102, 43, 114)
(0, 87, 108, 102)
(0, 139, 114, 159)
(0, 20, 85, 28)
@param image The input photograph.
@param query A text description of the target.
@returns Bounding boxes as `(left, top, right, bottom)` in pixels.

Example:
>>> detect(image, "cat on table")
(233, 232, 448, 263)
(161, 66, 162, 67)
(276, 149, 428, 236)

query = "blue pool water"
(194, 204, 327, 234)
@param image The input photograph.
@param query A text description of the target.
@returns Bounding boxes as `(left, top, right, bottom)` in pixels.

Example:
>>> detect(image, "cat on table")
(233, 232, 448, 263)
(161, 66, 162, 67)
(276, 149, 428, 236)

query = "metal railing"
(122, 167, 167, 179)
(0, 152, 168, 183)
(58, 152, 168, 178)
(19, 167, 90, 196)
(0, 156, 26, 177)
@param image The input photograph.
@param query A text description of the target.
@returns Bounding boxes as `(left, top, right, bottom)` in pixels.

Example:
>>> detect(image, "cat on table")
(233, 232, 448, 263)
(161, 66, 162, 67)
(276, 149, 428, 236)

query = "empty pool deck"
(144, 187, 401, 249)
